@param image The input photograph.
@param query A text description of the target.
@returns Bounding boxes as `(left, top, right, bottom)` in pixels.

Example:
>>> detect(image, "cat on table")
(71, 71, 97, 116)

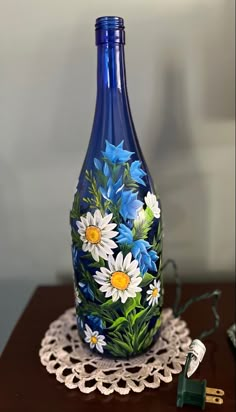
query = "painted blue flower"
(130, 160, 146, 186)
(100, 176, 124, 203)
(120, 190, 143, 220)
(148, 250, 158, 270)
(72, 245, 90, 271)
(94, 158, 102, 170)
(79, 281, 95, 301)
(94, 158, 111, 177)
(77, 316, 84, 331)
(86, 315, 104, 332)
(116, 224, 133, 244)
(72, 245, 80, 270)
(117, 225, 158, 275)
(102, 140, 134, 164)
(103, 162, 110, 177)
(132, 239, 158, 275)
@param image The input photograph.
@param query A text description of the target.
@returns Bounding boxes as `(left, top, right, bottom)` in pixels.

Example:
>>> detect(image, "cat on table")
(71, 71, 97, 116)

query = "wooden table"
(0, 283, 235, 411)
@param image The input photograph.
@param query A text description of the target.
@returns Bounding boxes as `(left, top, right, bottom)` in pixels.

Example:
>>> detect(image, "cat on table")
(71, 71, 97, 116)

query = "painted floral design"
(79, 281, 94, 301)
(120, 190, 143, 220)
(146, 279, 161, 306)
(102, 140, 133, 164)
(70, 140, 163, 357)
(76, 210, 118, 261)
(144, 192, 161, 219)
(94, 252, 142, 303)
(74, 285, 82, 306)
(84, 324, 106, 353)
(117, 224, 158, 275)
(130, 160, 147, 186)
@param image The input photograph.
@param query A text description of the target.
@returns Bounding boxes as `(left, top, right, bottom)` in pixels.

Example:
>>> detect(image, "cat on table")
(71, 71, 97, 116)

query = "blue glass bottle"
(70, 16, 163, 358)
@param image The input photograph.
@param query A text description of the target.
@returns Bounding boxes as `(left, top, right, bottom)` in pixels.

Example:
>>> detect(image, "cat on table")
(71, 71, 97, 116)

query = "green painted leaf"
(80, 253, 92, 260)
(101, 299, 120, 310)
(79, 262, 106, 304)
(124, 333, 135, 347)
(112, 164, 122, 181)
(80, 303, 114, 324)
(122, 293, 142, 318)
(138, 330, 153, 351)
(112, 338, 133, 354)
(88, 257, 105, 268)
(132, 207, 154, 240)
(140, 273, 155, 287)
(131, 307, 149, 327)
(88, 261, 100, 268)
(71, 228, 82, 248)
(137, 322, 149, 341)
(144, 337, 154, 350)
(119, 244, 132, 256)
(156, 243, 162, 254)
(108, 317, 128, 331)
(137, 315, 161, 351)
(133, 305, 161, 332)
(145, 206, 154, 221)
(147, 309, 161, 325)
(106, 343, 127, 357)
(136, 323, 150, 350)
(159, 293, 164, 308)
(157, 219, 162, 236)
(153, 316, 162, 332)
(152, 221, 163, 254)
(96, 170, 108, 188)
(70, 192, 80, 220)
(106, 200, 122, 226)
(109, 330, 123, 340)
(84, 169, 104, 211)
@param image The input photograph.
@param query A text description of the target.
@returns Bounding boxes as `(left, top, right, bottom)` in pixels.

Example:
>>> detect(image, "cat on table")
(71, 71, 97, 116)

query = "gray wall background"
(0, 0, 235, 352)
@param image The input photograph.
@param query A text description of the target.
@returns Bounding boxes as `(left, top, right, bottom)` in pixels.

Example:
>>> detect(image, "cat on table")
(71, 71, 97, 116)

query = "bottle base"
(77, 322, 162, 360)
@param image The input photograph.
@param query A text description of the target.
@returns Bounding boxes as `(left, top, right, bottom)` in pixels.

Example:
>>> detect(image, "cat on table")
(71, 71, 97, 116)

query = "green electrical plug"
(177, 350, 224, 409)
(167, 267, 223, 409)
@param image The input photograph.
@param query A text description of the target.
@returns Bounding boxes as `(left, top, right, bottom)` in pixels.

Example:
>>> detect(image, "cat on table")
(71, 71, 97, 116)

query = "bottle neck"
(90, 42, 134, 149)
(96, 43, 127, 96)
(82, 21, 152, 188)
(90, 16, 133, 149)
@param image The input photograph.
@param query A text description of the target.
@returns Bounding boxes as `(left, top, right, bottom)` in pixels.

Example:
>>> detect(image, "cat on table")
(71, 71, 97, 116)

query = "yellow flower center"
(111, 271, 130, 290)
(91, 336, 98, 344)
(152, 287, 159, 298)
(85, 225, 101, 244)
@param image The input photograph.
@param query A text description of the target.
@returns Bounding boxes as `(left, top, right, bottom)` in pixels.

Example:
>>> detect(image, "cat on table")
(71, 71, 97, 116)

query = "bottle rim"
(95, 16, 125, 31)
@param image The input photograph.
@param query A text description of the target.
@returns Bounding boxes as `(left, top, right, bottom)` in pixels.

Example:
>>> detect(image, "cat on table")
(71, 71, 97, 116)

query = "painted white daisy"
(74, 287, 82, 306)
(146, 279, 161, 306)
(94, 252, 142, 304)
(76, 209, 118, 262)
(84, 324, 106, 353)
(144, 192, 161, 218)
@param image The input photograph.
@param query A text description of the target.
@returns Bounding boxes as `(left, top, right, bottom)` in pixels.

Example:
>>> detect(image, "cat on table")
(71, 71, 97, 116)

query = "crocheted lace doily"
(39, 308, 191, 395)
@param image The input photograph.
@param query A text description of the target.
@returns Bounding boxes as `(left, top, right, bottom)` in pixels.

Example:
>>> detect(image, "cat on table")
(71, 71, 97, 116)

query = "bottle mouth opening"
(95, 16, 124, 31)
(95, 16, 125, 45)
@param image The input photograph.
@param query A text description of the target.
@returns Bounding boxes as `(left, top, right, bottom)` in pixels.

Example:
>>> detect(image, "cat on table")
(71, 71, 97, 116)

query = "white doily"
(39, 308, 191, 395)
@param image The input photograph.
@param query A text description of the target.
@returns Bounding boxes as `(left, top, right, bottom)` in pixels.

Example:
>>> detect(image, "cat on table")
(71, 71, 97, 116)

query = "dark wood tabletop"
(0, 283, 235, 412)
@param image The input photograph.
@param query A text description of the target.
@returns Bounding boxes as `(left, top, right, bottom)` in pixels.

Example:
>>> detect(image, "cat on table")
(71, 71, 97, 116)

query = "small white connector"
(187, 339, 206, 378)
